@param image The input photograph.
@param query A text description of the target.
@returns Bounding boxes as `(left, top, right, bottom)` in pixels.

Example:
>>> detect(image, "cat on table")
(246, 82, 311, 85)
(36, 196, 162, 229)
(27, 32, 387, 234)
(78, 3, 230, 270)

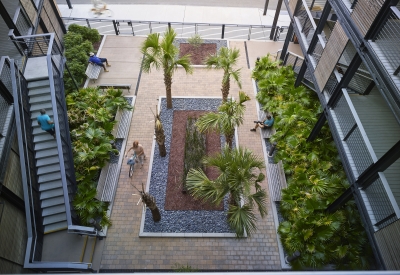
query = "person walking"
(89, 52, 111, 72)
(37, 109, 56, 138)
(125, 141, 146, 168)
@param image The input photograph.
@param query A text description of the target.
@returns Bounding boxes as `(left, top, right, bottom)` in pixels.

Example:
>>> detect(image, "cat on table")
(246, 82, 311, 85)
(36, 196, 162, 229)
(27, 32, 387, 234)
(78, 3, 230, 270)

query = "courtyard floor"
(91, 35, 301, 271)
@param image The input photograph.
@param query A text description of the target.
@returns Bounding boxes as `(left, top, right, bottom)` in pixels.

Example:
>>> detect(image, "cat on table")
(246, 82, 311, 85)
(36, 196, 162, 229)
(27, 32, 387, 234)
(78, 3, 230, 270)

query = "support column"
(356, 139, 400, 189)
(327, 53, 362, 108)
(280, 23, 294, 61)
(307, 110, 327, 142)
(294, 59, 308, 87)
(270, 0, 283, 40)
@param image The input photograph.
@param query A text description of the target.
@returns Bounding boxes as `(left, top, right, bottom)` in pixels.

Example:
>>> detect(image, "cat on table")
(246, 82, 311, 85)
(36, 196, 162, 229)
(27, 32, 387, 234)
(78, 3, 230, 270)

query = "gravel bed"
(174, 38, 227, 53)
(143, 98, 234, 233)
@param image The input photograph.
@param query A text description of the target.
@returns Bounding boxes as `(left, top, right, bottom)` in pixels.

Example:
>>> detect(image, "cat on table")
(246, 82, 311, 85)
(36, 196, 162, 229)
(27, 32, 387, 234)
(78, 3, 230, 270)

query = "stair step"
(82, 236, 97, 263)
(36, 156, 60, 167)
(43, 213, 67, 225)
(42, 204, 66, 217)
(33, 127, 54, 135)
(29, 95, 52, 104)
(40, 188, 64, 200)
(28, 87, 50, 97)
(39, 172, 61, 183)
(44, 221, 68, 234)
(34, 134, 54, 144)
(39, 180, 62, 192)
(31, 110, 54, 120)
(28, 79, 50, 89)
(37, 164, 61, 175)
(36, 148, 58, 159)
(30, 102, 52, 112)
(41, 196, 65, 208)
(35, 140, 57, 151)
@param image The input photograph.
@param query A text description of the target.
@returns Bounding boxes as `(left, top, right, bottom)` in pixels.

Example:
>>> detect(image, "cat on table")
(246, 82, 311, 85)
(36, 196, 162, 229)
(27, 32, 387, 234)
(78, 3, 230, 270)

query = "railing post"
(270, 0, 283, 40)
(394, 64, 400, 76)
(283, 52, 289, 65)
(112, 20, 119, 35)
(128, 21, 135, 36)
(248, 26, 251, 40)
(221, 24, 225, 39)
(292, 56, 299, 70)
(195, 24, 198, 35)
(86, 19, 91, 29)
(149, 22, 152, 34)
(168, 22, 171, 31)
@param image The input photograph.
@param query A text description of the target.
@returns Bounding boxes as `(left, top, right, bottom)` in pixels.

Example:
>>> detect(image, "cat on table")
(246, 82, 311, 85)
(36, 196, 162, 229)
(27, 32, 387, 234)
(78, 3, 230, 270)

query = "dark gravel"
(143, 98, 234, 234)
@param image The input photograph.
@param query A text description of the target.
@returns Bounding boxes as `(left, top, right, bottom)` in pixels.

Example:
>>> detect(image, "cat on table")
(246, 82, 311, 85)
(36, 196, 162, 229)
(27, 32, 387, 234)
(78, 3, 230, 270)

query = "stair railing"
(9, 31, 97, 234)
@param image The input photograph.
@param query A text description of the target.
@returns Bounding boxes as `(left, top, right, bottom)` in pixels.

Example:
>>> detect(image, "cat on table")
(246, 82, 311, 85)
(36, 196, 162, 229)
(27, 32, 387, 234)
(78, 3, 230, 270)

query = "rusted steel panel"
(351, 0, 384, 36)
(314, 22, 348, 91)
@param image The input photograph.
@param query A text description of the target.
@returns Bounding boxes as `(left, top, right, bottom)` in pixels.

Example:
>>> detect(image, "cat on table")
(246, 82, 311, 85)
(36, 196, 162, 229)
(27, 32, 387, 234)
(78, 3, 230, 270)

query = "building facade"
(278, 0, 400, 270)
(0, 0, 95, 272)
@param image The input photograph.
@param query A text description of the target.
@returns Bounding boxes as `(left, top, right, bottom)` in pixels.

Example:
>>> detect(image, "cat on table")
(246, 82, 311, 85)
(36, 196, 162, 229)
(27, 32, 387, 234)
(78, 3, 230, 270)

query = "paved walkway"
(93, 35, 300, 271)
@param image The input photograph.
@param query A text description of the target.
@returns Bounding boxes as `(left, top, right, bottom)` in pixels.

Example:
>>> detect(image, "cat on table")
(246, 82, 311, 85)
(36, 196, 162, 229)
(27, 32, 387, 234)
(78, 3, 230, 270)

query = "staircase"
(28, 78, 68, 234)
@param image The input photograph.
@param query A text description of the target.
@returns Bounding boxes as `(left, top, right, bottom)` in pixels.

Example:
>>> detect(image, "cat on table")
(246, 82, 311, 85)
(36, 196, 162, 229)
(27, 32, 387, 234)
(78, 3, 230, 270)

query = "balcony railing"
(368, 6, 400, 78)
(62, 17, 289, 41)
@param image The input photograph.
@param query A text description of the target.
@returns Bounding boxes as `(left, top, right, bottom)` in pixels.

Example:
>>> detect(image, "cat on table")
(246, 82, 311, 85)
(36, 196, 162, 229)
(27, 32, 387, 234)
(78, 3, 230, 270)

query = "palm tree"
(141, 28, 193, 109)
(205, 47, 242, 102)
(186, 145, 267, 238)
(154, 107, 166, 157)
(196, 91, 250, 148)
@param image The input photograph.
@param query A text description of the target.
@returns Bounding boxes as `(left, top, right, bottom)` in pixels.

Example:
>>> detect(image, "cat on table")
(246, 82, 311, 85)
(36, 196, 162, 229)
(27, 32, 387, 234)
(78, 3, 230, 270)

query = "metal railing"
(369, 6, 400, 77)
(8, 32, 95, 270)
(63, 17, 289, 41)
(293, 0, 317, 47)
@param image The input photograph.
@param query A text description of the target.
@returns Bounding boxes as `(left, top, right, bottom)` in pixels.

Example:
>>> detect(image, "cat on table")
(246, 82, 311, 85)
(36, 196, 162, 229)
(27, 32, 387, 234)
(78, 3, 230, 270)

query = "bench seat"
(85, 62, 102, 82)
(267, 160, 287, 201)
(98, 84, 132, 93)
(258, 110, 276, 139)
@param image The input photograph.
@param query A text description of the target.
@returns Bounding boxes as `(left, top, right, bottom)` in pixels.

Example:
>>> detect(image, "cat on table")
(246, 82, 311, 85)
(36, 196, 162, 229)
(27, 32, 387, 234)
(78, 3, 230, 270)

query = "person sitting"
(250, 114, 274, 132)
(89, 52, 111, 72)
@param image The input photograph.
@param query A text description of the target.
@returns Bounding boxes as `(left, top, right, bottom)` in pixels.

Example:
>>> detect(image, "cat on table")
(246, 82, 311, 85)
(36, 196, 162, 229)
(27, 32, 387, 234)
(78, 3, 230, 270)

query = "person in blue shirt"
(37, 109, 56, 138)
(251, 114, 274, 132)
(89, 52, 111, 72)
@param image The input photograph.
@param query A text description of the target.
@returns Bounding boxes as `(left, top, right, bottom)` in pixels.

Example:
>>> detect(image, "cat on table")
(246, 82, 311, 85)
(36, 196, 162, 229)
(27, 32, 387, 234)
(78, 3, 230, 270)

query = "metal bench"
(98, 84, 132, 93)
(258, 110, 276, 139)
(267, 160, 287, 201)
(85, 62, 102, 82)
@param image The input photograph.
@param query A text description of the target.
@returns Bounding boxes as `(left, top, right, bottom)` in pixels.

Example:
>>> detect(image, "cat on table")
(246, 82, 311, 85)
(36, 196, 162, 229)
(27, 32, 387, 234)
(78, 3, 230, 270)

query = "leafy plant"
(183, 117, 206, 192)
(205, 47, 242, 102)
(187, 34, 203, 47)
(186, 145, 267, 238)
(141, 28, 193, 109)
(68, 87, 132, 226)
(252, 55, 372, 269)
(64, 24, 101, 93)
(196, 91, 250, 148)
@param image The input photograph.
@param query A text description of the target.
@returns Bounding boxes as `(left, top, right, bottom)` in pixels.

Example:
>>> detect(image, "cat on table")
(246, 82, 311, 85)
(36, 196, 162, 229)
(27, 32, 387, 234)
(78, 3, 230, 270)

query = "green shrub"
(252, 55, 372, 270)
(68, 87, 132, 226)
(64, 32, 83, 49)
(67, 24, 101, 44)
(188, 34, 203, 47)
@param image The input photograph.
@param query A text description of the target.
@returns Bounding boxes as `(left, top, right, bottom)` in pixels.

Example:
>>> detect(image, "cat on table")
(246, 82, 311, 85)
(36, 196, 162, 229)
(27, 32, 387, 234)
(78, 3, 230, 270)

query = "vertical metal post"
(263, 0, 270, 16)
(112, 20, 119, 35)
(221, 24, 225, 39)
(195, 24, 198, 35)
(248, 26, 252, 40)
(283, 52, 289, 65)
(292, 56, 299, 70)
(279, 23, 294, 60)
(168, 22, 171, 31)
(86, 19, 91, 29)
(149, 22, 152, 34)
(270, 0, 283, 40)
(66, 0, 73, 9)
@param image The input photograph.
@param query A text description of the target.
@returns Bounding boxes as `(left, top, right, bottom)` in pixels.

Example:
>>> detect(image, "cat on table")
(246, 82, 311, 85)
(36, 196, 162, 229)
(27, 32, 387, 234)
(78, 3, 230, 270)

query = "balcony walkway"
(83, 35, 301, 270)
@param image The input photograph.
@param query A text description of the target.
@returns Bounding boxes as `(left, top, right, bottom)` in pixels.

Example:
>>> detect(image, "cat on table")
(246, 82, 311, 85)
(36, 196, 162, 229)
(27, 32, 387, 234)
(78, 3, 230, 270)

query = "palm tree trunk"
(158, 142, 167, 157)
(221, 74, 230, 102)
(226, 130, 234, 149)
(164, 72, 173, 109)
